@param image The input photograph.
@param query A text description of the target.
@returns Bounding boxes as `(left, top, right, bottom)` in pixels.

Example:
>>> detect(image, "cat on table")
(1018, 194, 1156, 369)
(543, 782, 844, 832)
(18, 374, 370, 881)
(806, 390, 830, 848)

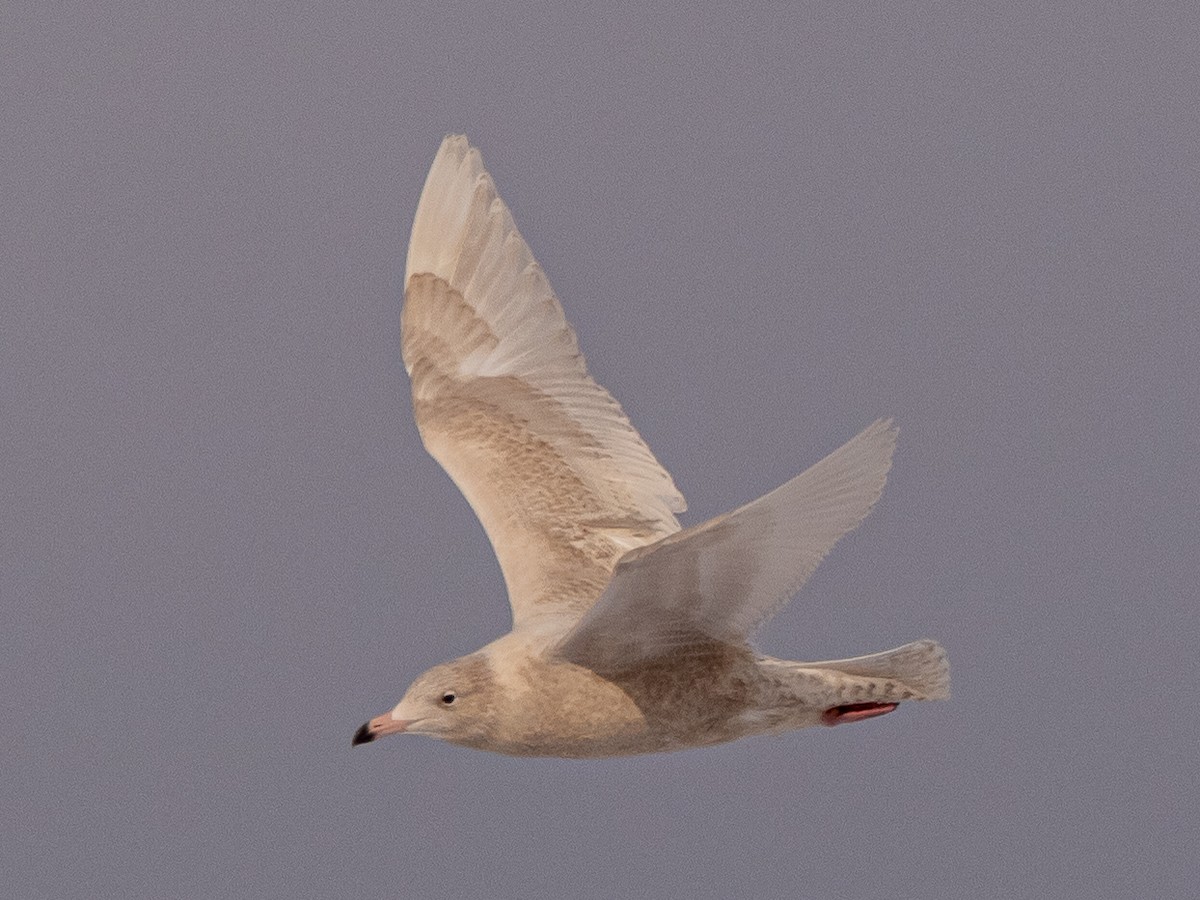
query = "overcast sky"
(5, 2, 1198, 898)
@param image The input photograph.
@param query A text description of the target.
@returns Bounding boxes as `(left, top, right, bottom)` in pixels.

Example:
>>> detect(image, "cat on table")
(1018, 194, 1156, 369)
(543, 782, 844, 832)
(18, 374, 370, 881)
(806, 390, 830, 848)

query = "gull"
(353, 136, 948, 757)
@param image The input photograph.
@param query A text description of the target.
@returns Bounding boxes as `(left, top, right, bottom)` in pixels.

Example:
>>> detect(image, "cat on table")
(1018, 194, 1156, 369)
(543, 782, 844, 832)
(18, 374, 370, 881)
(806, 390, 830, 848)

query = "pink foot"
(821, 702, 899, 726)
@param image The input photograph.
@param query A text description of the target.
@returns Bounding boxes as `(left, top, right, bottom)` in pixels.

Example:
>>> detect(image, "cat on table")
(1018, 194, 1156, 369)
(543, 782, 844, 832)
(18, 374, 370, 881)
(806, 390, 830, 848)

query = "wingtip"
(867, 416, 899, 442)
(437, 132, 471, 153)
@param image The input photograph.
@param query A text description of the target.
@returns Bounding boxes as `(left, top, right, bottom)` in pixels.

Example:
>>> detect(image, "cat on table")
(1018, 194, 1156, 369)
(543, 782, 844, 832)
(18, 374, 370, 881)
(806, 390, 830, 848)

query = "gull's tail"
(803, 639, 950, 701)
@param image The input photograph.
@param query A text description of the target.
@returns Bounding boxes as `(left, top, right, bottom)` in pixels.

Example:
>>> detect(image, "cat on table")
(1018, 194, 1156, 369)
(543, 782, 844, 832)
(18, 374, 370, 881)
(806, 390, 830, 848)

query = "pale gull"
(353, 135, 949, 758)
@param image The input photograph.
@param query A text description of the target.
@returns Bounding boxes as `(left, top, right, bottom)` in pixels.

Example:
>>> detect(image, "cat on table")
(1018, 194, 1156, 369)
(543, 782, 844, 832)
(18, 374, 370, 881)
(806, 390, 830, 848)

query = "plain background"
(5, 2, 1198, 898)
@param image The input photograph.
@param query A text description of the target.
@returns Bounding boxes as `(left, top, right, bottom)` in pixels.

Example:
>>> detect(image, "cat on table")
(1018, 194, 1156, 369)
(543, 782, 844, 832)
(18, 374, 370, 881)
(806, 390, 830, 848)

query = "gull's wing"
(402, 136, 685, 627)
(557, 419, 897, 671)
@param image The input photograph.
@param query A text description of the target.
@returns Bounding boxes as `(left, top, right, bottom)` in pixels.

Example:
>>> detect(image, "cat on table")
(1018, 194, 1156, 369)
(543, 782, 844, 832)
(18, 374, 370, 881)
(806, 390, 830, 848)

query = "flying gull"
(353, 136, 948, 757)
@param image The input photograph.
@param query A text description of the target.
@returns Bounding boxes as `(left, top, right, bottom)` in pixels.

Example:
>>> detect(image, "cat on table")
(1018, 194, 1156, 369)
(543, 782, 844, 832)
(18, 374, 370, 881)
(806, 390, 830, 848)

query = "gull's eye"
(441, 691, 457, 706)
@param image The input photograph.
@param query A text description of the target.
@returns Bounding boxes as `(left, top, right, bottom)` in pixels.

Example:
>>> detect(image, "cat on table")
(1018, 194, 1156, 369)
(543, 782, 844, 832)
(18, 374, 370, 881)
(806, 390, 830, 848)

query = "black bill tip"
(352, 721, 375, 747)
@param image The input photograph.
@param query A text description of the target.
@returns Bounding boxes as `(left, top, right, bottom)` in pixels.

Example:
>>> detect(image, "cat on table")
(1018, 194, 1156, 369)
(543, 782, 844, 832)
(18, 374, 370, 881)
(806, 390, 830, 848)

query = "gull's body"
(354, 136, 948, 758)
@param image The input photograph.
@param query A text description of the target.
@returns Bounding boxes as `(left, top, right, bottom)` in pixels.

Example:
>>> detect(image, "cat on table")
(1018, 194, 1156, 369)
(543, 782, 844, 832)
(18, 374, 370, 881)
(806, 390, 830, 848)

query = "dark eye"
(441, 691, 457, 706)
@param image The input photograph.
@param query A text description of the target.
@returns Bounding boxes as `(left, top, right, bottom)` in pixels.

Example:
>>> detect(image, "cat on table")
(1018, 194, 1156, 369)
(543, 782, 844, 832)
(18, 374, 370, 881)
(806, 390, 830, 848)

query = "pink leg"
(821, 702, 899, 726)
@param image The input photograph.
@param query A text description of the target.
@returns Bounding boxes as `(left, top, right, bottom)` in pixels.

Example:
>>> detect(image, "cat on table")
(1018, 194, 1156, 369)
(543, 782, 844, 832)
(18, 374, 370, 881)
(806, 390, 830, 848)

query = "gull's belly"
(472, 643, 772, 758)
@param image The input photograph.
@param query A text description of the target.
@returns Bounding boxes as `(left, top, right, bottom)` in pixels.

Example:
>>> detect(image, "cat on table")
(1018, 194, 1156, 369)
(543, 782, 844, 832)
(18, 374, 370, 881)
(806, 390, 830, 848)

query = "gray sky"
(5, 2, 1198, 898)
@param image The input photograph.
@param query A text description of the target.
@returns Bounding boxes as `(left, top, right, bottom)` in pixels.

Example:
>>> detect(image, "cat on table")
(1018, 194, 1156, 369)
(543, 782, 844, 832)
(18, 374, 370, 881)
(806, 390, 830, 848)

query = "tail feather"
(804, 639, 950, 700)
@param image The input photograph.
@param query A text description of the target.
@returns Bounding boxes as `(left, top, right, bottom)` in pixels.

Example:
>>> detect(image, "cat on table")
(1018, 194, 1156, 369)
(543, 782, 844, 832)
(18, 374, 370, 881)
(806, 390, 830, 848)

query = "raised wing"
(557, 419, 898, 671)
(402, 136, 686, 627)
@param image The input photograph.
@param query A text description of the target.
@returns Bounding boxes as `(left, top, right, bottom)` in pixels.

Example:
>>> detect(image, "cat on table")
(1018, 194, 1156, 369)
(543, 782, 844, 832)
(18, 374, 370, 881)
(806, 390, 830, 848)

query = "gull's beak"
(352, 712, 413, 747)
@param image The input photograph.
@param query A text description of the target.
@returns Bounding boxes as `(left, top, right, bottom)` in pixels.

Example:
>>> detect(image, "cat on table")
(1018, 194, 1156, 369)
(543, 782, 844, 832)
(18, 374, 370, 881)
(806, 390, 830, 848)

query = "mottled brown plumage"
(352, 136, 949, 758)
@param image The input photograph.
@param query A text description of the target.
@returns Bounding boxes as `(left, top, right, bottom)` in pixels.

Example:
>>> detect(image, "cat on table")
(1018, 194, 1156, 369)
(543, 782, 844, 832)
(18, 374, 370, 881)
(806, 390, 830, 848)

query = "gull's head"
(352, 654, 497, 749)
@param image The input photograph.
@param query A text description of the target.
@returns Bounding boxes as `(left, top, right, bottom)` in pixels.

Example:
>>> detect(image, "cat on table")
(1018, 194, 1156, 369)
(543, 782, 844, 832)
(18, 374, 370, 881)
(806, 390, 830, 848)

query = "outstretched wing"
(557, 419, 898, 671)
(402, 136, 686, 627)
